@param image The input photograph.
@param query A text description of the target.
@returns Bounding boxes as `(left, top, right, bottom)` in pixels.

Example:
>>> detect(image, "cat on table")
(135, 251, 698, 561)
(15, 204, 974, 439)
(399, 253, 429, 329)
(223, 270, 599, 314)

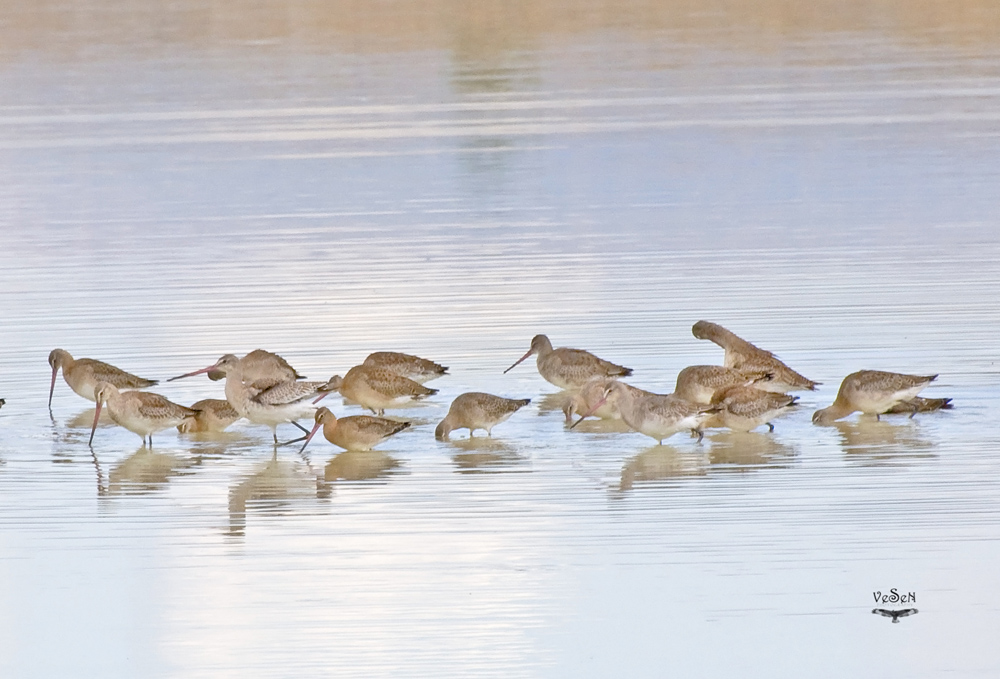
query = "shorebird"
(322, 365, 437, 415)
(572, 381, 717, 444)
(503, 334, 632, 390)
(708, 385, 798, 432)
(205, 349, 305, 383)
(812, 370, 940, 425)
(673, 365, 773, 405)
(884, 396, 953, 415)
(562, 378, 652, 422)
(173, 354, 336, 443)
(177, 399, 241, 433)
(363, 351, 448, 384)
(691, 321, 817, 393)
(300, 406, 411, 452)
(435, 392, 531, 441)
(49, 348, 157, 408)
(90, 382, 197, 447)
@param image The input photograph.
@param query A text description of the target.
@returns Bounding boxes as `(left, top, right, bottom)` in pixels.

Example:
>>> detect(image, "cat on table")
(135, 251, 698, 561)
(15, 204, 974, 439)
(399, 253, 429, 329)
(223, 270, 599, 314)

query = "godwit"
(572, 381, 717, 444)
(812, 370, 940, 424)
(90, 382, 197, 447)
(884, 396, 953, 415)
(708, 385, 798, 432)
(48, 348, 157, 408)
(323, 365, 437, 416)
(562, 377, 651, 422)
(206, 349, 305, 383)
(435, 392, 531, 441)
(691, 321, 818, 392)
(503, 334, 632, 390)
(363, 351, 448, 384)
(169, 349, 304, 386)
(174, 354, 335, 443)
(300, 406, 411, 452)
(177, 399, 241, 433)
(673, 365, 773, 405)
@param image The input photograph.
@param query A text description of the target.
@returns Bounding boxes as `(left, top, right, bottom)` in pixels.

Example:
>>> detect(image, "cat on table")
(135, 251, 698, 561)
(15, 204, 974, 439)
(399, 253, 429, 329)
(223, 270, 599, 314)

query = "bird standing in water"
(504, 334, 632, 390)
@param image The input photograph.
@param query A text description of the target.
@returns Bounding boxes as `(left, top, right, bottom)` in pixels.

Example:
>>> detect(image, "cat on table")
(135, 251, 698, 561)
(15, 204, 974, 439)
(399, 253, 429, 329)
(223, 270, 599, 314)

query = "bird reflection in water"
(537, 390, 634, 433)
(228, 454, 325, 537)
(66, 407, 115, 430)
(107, 446, 202, 496)
(618, 445, 708, 492)
(323, 450, 402, 483)
(706, 431, 797, 471)
(832, 419, 936, 465)
(535, 392, 572, 415)
(446, 437, 528, 474)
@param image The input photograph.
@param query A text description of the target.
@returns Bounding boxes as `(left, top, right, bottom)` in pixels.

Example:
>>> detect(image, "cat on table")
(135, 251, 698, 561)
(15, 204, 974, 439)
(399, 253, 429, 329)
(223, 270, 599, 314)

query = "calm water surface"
(1, 2, 999, 677)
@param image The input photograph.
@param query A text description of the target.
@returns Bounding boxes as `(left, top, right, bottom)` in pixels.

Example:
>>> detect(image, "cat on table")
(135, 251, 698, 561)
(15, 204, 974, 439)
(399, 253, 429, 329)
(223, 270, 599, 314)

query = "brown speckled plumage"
(708, 385, 798, 432)
(575, 381, 716, 444)
(436, 392, 531, 440)
(207, 349, 304, 383)
(91, 382, 196, 446)
(326, 365, 437, 416)
(49, 348, 157, 407)
(813, 370, 940, 424)
(691, 321, 817, 392)
(177, 399, 241, 433)
(504, 334, 632, 390)
(673, 365, 773, 405)
(302, 406, 410, 452)
(363, 351, 448, 384)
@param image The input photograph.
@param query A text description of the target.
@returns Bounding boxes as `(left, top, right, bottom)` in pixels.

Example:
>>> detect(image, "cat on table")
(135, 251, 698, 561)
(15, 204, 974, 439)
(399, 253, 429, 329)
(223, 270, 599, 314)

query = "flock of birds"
(45, 321, 952, 454)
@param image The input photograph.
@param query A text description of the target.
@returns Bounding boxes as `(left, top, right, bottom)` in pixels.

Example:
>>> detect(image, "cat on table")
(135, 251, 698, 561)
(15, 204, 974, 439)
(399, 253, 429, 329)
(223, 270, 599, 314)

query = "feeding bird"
(300, 406, 411, 452)
(813, 371, 942, 424)
(90, 382, 196, 447)
(48, 348, 157, 408)
(435, 392, 531, 441)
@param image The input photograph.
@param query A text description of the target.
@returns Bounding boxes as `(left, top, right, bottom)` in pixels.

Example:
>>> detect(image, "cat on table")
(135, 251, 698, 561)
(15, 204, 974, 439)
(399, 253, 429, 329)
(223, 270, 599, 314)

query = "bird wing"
(252, 380, 323, 406)
(364, 368, 437, 398)
(351, 416, 411, 438)
(134, 391, 197, 419)
(79, 358, 158, 389)
(242, 349, 305, 381)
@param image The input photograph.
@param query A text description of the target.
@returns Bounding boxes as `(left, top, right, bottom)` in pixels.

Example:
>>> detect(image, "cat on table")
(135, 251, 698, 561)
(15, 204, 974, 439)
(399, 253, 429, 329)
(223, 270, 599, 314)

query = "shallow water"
(2, 2, 1000, 677)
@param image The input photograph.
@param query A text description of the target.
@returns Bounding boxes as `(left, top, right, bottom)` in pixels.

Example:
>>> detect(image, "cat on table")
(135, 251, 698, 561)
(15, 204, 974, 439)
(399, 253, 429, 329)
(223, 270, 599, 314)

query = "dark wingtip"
(620, 368, 634, 377)
(426, 387, 439, 396)
(519, 398, 531, 406)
